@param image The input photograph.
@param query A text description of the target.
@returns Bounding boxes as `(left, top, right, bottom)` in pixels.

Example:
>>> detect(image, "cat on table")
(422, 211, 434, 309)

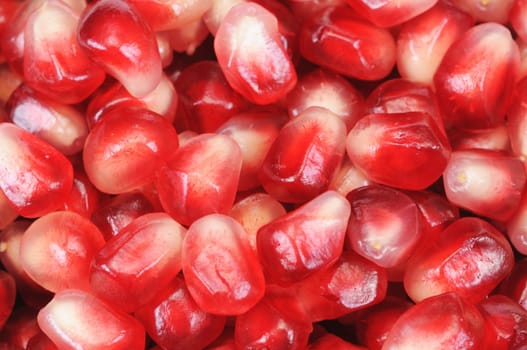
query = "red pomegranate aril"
(234, 288, 312, 350)
(507, 192, 527, 255)
(299, 6, 396, 81)
(329, 157, 371, 197)
(83, 106, 179, 194)
(442, 149, 526, 221)
(214, 2, 297, 104)
(156, 133, 242, 226)
(23, 0, 105, 104)
(0, 270, 16, 330)
(135, 275, 226, 350)
(26, 331, 58, 350)
(90, 212, 185, 313)
(479, 294, 527, 349)
(61, 165, 103, 218)
(38, 289, 145, 350)
(217, 110, 287, 191)
(77, 0, 162, 98)
(448, 125, 511, 152)
(0, 307, 40, 349)
(346, 111, 451, 190)
(155, 32, 174, 67)
(90, 191, 155, 241)
(229, 192, 286, 251)
(6, 83, 89, 155)
(259, 107, 347, 203)
(382, 292, 487, 349)
(174, 60, 247, 133)
(0, 123, 73, 218)
(167, 18, 210, 55)
(182, 214, 265, 315)
(287, 68, 365, 131)
(20, 211, 105, 293)
(404, 217, 515, 304)
(346, 185, 423, 269)
(450, 0, 514, 23)
(203, 0, 245, 35)
(257, 190, 350, 285)
(396, 1, 474, 85)
(0, 1, 21, 38)
(508, 76, 527, 160)
(434, 22, 520, 129)
(499, 258, 527, 311)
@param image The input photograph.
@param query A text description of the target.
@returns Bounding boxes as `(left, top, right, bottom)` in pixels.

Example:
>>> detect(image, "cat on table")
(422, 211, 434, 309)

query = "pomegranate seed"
(0, 123, 73, 218)
(499, 258, 527, 311)
(26, 331, 58, 350)
(135, 275, 226, 349)
(155, 32, 174, 67)
(259, 107, 347, 203)
(442, 149, 526, 221)
(0, 270, 15, 330)
(0, 307, 40, 349)
(286, 0, 347, 23)
(83, 106, 179, 194)
(382, 292, 487, 349)
(507, 76, 527, 160)
(507, 192, 527, 255)
(258, 190, 350, 285)
(38, 289, 145, 350)
(61, 165, 103, 218)
(448, 125, 511, 152)
(450, 0, 514, 23)
(77, 0, 162, 98)
(203, 0, 245, 35)
(299, 6, 396, 81)
(329, 156, 371, 197)
(404, 217, 515, 303)
(214, 2, 297, 104)
(90, 212, 185, 313)
(434, 22, 520, 129)
(346, 111, 451, 190)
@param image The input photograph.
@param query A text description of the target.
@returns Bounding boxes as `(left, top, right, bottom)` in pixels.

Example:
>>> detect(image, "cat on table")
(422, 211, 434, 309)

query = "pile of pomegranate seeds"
(2, 0, 527, 348)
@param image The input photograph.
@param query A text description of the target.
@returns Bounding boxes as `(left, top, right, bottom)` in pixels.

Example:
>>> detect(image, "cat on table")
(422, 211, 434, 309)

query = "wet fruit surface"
(1, 0, 527, 349)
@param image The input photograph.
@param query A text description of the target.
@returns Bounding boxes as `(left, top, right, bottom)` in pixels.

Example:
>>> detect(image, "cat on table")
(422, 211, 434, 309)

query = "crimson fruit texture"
(1, 0, 527, 349)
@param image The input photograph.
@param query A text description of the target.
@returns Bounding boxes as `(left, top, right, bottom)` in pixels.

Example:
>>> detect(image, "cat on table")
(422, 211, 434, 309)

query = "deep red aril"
(0, 306, 40, 349)
(299, 6, 396, 81)
(26, 331, 59, 350)
(382, 292, 487, 349)
(308, 333, 367, 350)
(443, 149, 526, 221)
(478, 294, 527, 349)
(6, 83, 89, 155)
(156, 133, 242, 226)
(134, 275, 226, 350)
(0, 123, 73, 218)
(38, 289, 145, 350)
(20, 211, 104, 293)
(77, 0, 162, 98)
(90, 191, 155, 241)
(217, 109, 287, 191)
(447, 125, 511, 152)
(174, 60, 247, 133)
(214, 2, 297, 104)
(0, 1, 21, 42)
(434, 22, 520, 130)
(294, 250, 387, 322)
(355, 296, 413, 350)
(346, 185, 423, 269)
(229, 192, 286, 251)
(126, 0, 212, 32)
(346, 112, 451, 190)
(346, 0, 438, 28)
(83, 106, 179, 195)
(450, 0, 514, 23)
(257, 190, 350, 285)
(234, 288, 312, 350)
(404, 217, 515, 304)
(90, 213, 185, 313)
(259, 107, 347, 203)
(396, 1, 474, 85)
(507, 192, 527, 255)
(23, 0, 105, 104)
(499, 258, 527, 311)
(61, 165, 103, 219)
(181, 214, 265, 315)
(507, 76, 527, 161)
(0, 270, 15, 330)
(286, 68, 365, 131)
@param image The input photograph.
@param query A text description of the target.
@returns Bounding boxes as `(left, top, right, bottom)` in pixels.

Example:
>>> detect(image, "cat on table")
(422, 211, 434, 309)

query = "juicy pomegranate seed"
(346, 185, 423, 269)
(38, 289, 145, 350)
(0, 270, 16, 330)
(0, 123, 73, 218)
(382, 292, 487, 349)
(329, 157, 371, 197)
(434, 22, 520, 129)
(450, 0, 514, 23)
(135, 275, 226, 350)
(299, 6, 396, 81)
(507, 76, 527, 160)
(396, 1, 474, 85)
(77, 0, 162, 98)
(443, 149, 526, 221)
(404, 217, 515, 303)
(346, 112, 451, 190)
(214, 2, 297, 104)
(61, 165, 103, 218)
(156, 133, 242, 226)
(259, 107, 347, 203)
(0, 306, 40, 349)
(90, 213, 185, 313)
(83, 106, 179, 194)
(26, 331, 59, 350)
(182, 214, 265, 315)
(448, 125, 511, 152)
(23, 0, 105, 104)
(258, 191, 350, 285)
(499, 258, 527, 311)
(203, 0, 245, 35)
